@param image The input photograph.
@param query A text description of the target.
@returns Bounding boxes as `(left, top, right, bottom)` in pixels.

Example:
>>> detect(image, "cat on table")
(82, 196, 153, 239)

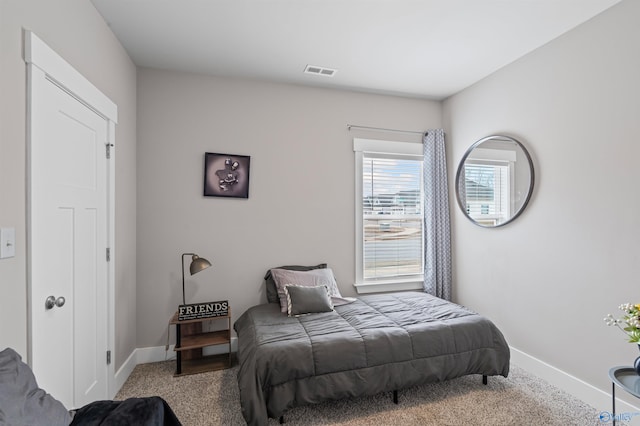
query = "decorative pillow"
(263, 263, 327, 304)
(284, 285, 334, 317)
(0, 347, 72, 426)
(270, 267, 342, 313)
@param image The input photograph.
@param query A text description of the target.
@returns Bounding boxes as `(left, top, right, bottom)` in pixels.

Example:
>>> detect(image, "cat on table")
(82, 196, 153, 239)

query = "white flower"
(619, 303, 633, 312)
(605, 303, 640, 343)
(605, 314, 616, 326)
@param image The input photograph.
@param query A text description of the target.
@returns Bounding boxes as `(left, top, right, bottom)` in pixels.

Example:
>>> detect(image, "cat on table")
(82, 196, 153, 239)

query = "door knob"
(45, 295, 66, 310)
(45, 296, 56, 310)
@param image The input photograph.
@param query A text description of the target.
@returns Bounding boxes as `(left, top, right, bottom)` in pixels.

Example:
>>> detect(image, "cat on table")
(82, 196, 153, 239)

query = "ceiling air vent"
(304, 64, 337, 77)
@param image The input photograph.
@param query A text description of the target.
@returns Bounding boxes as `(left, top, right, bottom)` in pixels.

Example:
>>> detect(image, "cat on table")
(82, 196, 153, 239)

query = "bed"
(233, 265, 510, 426)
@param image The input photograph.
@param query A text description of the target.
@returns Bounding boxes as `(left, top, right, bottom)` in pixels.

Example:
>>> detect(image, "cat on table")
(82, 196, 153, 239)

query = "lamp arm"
(181, 253, 196, 305)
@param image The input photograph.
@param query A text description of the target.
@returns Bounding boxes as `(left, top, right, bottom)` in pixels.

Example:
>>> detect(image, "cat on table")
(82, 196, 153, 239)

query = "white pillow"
(270, 267, 342, 313)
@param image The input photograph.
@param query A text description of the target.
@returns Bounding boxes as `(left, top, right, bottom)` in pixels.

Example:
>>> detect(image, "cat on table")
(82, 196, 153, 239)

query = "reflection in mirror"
(455, 135, 534, 228)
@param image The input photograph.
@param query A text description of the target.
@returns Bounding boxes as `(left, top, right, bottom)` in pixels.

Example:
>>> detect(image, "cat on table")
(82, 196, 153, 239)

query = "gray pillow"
(284, 285, 334, 317)
(270, 268, 342, 313)
(0, 347, 71, 426)
(263, 263, 327, 304)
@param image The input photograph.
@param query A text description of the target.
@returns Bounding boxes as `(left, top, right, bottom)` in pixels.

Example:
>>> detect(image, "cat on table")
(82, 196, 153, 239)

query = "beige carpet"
(115, 359, 600, 425)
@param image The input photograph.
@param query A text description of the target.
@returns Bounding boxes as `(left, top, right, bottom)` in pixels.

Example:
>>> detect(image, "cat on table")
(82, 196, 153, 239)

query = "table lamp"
(181, 253, 212, 305)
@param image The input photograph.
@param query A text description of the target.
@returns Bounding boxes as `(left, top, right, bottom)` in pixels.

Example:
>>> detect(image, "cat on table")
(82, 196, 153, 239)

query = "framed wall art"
(203, 152, 251, 198)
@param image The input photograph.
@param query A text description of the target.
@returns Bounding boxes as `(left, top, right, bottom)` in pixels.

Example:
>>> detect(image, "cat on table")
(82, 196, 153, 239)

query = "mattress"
(234, 291, 510, 426)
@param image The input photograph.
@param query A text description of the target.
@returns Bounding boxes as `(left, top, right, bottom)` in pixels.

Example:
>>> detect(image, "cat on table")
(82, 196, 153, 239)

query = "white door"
(27, 32, 115, 409)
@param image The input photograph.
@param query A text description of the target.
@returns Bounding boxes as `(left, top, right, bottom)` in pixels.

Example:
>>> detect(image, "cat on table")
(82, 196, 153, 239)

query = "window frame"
(463, 160, 510, 225)
(353, 138, 424, 294)
(463, 147, 516, 226)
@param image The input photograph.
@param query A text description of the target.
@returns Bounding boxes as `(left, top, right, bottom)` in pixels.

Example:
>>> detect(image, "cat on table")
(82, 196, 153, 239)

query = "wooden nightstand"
(170, 308, 231, 376)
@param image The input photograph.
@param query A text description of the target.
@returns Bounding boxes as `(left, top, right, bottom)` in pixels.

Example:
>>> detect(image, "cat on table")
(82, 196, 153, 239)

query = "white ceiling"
(91, 0, 621, 100)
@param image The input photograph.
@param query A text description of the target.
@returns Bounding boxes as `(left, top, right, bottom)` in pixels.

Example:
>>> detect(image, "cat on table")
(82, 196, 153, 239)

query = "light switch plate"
(0, 228, 16, 259)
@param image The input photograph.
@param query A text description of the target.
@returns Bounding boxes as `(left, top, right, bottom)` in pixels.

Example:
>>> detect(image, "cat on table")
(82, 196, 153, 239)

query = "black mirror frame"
(455, 135, 535, 228)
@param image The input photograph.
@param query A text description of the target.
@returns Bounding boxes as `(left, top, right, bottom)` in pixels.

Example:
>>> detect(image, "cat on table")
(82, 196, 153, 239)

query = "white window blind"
(362, 154, 423, 280)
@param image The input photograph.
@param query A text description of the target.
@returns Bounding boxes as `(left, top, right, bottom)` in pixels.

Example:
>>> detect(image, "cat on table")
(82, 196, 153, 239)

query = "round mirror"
(455, 135, 534, 228)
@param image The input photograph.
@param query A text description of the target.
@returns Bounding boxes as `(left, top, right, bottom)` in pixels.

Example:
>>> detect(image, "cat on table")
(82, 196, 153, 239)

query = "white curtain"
(423, 129, 452, 300)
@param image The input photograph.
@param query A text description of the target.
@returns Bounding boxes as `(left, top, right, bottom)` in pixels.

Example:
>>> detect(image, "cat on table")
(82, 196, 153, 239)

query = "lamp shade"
(189, 255, 211, 275)
(181, 253, 212, 305)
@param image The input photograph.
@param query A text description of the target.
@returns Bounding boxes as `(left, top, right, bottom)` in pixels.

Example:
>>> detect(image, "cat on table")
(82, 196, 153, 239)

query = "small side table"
(608, 366, 640, 425)
(170, 309, 232, 376)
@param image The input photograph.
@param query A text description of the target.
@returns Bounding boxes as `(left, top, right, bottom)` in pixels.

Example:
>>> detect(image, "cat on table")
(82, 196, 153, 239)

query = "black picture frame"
(203, 153, 250, 198)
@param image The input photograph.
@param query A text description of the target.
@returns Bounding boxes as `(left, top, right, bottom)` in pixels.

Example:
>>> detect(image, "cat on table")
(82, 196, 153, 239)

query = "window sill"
(353, 279, 423, 294)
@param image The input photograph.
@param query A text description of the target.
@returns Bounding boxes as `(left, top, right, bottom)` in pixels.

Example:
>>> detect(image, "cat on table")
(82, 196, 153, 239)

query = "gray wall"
(443, 0, 639, 402)
(136, 68, 441, 348)
(0, 0, 137, 370)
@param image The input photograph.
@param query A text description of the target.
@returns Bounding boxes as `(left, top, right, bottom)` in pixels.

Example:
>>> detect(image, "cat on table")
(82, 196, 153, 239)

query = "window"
(463, 161, 509, 225)
(462, 153, 513, 227)
(354, 139, 424, 294)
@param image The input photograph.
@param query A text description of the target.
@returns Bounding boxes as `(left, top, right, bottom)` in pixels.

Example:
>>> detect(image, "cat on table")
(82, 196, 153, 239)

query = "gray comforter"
(234, 292, 510, 426)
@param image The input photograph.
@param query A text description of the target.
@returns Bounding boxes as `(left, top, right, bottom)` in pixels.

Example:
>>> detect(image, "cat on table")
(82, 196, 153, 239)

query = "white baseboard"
(112, 337, 239, 395)
(135, 337, 238, 364)
(135, 344, 176, 364)
(112, 349, 137, 399)
(510, 346, 640, 416)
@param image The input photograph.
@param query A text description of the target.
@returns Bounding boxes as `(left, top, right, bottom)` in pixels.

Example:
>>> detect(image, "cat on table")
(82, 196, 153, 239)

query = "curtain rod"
(347, 124, 426, 136)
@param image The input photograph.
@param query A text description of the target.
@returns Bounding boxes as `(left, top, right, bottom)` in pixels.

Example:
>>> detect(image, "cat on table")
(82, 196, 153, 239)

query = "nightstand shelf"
(170, 309, 231, 376)
(180, 354, 230, 375)
(178, 330, 230, 350)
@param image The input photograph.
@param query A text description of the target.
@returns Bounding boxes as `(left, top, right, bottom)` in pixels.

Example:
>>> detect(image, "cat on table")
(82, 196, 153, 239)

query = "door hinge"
(106, 350, 111, 365)
(106, 247, 111, 262)
(105, 143, 114, 159)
